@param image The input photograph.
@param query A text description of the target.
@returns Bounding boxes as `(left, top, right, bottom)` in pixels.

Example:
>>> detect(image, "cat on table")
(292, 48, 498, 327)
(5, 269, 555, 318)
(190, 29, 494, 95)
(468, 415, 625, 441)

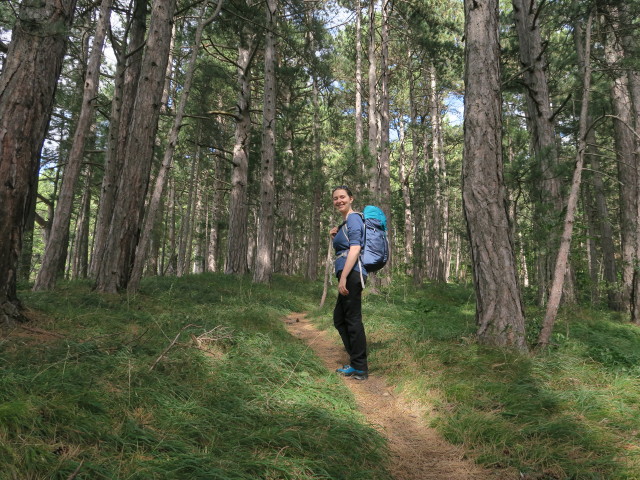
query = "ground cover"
(0, 274, 391, 480)
(310, 277, 640, 479)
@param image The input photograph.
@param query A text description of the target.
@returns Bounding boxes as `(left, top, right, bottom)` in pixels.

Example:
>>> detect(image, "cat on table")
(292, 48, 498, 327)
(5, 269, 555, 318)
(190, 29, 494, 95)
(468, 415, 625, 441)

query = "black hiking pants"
(333, 270, 368, 372)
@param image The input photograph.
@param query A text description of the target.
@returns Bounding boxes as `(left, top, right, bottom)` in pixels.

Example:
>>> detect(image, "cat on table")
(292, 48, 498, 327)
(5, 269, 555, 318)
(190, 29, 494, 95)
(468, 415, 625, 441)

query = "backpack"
(341, 205, 389, 273)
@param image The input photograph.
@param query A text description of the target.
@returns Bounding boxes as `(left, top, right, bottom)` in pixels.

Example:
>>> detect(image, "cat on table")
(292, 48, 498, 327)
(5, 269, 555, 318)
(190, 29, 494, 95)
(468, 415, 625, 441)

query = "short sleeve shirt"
(333, 213, 367, 277)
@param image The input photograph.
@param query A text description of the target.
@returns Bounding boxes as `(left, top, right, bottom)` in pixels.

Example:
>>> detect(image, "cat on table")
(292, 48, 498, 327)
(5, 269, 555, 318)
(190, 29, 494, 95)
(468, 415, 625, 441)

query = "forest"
(1, 0, 640, 478)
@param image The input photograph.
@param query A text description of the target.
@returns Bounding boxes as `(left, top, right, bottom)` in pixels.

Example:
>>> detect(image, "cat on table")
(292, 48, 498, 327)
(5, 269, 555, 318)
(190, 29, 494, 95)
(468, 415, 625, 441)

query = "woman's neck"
(342, 209, 353, 220)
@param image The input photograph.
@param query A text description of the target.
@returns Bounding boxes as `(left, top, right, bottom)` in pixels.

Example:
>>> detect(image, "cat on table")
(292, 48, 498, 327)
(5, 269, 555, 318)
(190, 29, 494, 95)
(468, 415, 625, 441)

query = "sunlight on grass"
(315, 277, 640, 479)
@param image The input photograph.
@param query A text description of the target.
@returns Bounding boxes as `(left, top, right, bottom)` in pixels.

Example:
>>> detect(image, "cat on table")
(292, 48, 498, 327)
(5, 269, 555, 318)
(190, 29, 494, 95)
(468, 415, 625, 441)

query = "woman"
(329, 186, 368, 380)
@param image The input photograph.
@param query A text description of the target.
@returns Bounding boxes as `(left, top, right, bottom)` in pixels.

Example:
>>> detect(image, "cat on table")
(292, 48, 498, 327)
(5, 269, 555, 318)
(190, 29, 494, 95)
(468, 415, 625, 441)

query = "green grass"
(312, 277, 640, 479)
(0, 274, 391, 480)
(5, 273, 640, 479)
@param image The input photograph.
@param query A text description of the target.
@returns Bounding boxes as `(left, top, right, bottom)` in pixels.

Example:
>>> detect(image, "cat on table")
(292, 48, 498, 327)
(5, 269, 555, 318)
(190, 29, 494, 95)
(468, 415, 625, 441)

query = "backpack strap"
(337, 213, 366, 290)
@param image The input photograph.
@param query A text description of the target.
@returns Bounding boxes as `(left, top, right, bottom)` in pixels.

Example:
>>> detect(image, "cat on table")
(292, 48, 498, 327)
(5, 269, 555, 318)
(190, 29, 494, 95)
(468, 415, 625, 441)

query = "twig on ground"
(149, 324, 198, 372)
(66, 460, 84, 480)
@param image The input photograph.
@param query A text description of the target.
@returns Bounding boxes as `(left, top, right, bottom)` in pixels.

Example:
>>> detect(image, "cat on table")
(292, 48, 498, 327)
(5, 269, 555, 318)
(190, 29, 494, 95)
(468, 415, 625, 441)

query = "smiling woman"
(329, 186, 369, 381)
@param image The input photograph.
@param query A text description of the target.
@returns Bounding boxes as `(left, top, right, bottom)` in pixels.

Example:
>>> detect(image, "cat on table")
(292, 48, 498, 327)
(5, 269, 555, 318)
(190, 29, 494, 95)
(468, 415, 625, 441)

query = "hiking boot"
(350, 371, 368, 381)
(336, 365, 367, 379)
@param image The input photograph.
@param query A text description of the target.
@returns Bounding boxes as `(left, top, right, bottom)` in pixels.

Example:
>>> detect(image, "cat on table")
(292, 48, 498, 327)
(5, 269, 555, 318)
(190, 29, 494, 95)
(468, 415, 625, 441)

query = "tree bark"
(538, 13, 593, 347)
(511, 0, 565, 305)
(91, 0, 147, 277)
(128, 2, 222, 291)
(367, 0, 379, 200)
(34, 0, 112, 290)
(0, 0, 76, 324)
(225, 19, 256, 275)
(355, 0, 364, 179)
(94, 0, 177, 292)
(604, 24, 636, 309)
(72, 164, 93, 279)
(254, 0, 278, 284)
(463, 0, 527, 351)
(378, 0, 392, 271)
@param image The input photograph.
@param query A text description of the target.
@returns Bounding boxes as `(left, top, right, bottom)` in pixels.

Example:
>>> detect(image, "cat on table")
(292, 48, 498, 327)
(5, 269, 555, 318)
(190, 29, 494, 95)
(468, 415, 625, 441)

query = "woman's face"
(332, 188, 353, 216)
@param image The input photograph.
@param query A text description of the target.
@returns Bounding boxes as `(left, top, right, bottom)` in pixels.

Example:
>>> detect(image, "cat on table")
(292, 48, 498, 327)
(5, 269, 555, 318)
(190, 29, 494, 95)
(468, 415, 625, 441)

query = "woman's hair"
(332, 185, 353, 197)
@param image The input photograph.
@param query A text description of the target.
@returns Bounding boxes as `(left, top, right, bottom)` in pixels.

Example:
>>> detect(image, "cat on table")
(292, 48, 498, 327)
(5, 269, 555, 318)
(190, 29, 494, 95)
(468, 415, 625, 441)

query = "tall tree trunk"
(538, 13, 593, 347)
(0, 0, 76, 324)
(604, 23, 636, 309)
(128, 3, 222, 291)
(306, 72, 322, 281)
(511, 0, 565, 305)
(463, 0, 527, 351)
(178, 153, 199, 276)
(575, 20, 619, 308)
(254, 0, 278, 284)
(355, 0, 364, 179)
(278, 87, 295, 275)
(225, 21, 256, 275)
(378, 0, 392, 272)
(616, 4, 640, 324)
(367, 0, 379, 200)
(94, 0, 177, 292)
(18, 177, 39, 282)
(91, 0, 147, 277)
(34, 0, 112, 290)
(305, 11, 322, 281)
(398, 116, 414, 267)
(208, 155, 226, 273)
(72, 164, 93, 279)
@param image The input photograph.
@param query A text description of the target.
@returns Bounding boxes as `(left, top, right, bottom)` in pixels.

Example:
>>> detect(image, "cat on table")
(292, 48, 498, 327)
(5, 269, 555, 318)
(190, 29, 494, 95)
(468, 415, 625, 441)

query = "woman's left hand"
(338, 277, 349, 296)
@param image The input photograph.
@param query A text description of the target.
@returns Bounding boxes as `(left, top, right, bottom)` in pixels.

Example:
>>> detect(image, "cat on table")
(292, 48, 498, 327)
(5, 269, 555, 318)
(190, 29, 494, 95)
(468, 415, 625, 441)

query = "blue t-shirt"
(333, 213, 367, 277)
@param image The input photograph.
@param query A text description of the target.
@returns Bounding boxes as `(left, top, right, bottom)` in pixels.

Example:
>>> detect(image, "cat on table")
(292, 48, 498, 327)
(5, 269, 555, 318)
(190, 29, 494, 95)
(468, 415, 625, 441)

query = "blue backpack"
(342, 205, 389, 274)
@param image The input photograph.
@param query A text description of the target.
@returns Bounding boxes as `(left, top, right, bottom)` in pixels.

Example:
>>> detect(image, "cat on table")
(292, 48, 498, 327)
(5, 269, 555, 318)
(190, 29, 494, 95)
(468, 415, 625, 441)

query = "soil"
(283, 313, 516, 480)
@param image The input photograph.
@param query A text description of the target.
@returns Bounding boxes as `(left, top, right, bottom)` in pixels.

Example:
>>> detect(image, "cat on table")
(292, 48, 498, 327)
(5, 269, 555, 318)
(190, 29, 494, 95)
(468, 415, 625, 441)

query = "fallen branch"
(149, 324, 198, 372)
(66, 460, 84, 480)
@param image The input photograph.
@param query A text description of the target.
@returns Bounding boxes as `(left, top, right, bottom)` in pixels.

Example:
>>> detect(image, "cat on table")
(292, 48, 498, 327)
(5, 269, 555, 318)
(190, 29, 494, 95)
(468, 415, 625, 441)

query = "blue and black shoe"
(336, 365, 368, 380)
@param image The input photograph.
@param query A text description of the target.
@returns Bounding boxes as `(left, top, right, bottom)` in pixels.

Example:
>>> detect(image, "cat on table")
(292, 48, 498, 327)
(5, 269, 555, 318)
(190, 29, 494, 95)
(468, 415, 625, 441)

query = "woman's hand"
(330, 226, 338, 238)
(338, 276, 349, 296)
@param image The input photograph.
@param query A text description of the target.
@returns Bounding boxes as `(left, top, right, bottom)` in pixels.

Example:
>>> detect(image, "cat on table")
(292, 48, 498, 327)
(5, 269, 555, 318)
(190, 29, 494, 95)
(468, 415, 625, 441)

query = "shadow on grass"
(358, 281, 638, 480)
(2, 274, 391, 480)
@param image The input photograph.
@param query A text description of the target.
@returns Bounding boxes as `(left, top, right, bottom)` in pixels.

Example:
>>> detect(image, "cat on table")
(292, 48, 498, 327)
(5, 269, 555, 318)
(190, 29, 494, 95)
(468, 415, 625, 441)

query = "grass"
(312, 277, 640, 479)
(0, 274, 391, 480)
(4, 273, 640, 479)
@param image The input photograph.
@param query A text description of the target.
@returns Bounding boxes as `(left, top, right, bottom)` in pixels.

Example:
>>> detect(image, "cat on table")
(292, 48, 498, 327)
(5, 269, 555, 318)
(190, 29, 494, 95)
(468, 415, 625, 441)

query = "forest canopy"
(1, 0, 640, 347)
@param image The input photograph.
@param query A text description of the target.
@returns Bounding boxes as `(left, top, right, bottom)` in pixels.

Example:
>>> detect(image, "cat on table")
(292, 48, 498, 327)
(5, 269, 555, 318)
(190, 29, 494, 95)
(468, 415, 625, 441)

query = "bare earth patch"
(284, 313, 516, 480)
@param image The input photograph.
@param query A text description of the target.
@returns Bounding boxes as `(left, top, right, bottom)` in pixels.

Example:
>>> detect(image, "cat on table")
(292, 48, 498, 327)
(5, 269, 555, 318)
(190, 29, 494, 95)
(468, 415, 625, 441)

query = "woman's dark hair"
(332, 185, 353, 197)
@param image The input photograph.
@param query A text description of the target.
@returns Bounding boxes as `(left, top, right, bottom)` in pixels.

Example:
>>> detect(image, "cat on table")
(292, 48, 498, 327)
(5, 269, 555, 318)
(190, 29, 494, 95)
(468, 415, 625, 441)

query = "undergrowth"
(0, 274, 391, 480)
(312, 276, 640, 480)
(5, 272, 640, 480)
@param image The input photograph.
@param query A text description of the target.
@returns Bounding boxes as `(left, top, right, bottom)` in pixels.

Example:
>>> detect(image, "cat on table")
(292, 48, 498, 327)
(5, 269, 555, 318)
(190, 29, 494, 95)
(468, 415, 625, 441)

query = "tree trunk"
(538, 13, 593, 347)
(367, 0, 379, 200)
(91, 0, 147, 277)
(378, 0, 392, 275)
(511, 0, 565, 305)
(254, 0, 278, 284)
(463, 0, 527, 351)
(225, 20, 256, 275)
(128, 3, 221, 291)
(355, 0, 364, 178)
(34, 0, 112, 290)
(94, 0, 177, 292)
(306, 72, 322, 281)
(398, 116, 414, 267)
(178, 148, 200, 276)
(71, 164, 93, 280)
(604, 24, 636, 309)
(0, 0, 76, 324)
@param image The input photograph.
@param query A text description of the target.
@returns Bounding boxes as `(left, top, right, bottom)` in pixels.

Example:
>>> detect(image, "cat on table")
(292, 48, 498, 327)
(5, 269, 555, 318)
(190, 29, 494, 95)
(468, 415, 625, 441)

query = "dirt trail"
(283, 313, 514, 480)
